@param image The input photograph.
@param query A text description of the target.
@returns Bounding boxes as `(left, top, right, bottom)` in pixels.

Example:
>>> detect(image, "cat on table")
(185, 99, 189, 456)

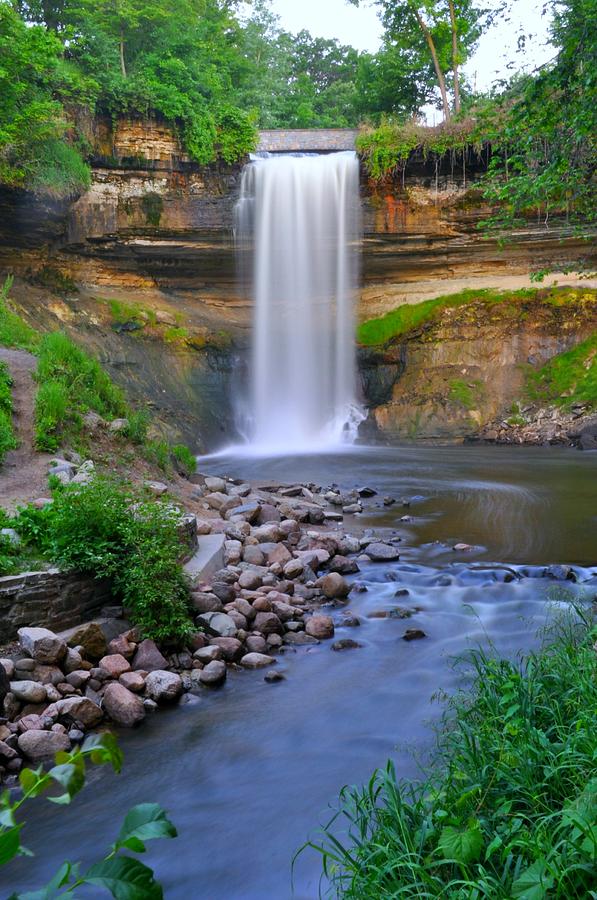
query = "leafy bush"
(0, 276, 40, 351)
(32, 476, 192, 643)
(2, 733, 177, 899)
(34, 331, 126, 450)
(305, 608, 597, 898)
(0, 360, 17, 464)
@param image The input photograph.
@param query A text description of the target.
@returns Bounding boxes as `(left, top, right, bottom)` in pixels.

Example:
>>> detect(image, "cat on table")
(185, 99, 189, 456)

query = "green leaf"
(0, 824, 23, 866)
(438, 819, 484, 865)
(511, 859, 555, 899)
(114, 804, 177, 854)
(83, 856, 164, 900)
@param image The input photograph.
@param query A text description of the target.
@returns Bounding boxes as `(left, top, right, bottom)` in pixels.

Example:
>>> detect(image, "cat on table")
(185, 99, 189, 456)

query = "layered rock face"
(0, 119, 595, 448)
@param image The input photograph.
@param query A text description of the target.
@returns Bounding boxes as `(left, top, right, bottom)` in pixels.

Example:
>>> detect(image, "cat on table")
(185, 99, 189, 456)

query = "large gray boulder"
(18, 627, 66, 664)
(18, 729, 70, 760)
(102, 683, 146, 727)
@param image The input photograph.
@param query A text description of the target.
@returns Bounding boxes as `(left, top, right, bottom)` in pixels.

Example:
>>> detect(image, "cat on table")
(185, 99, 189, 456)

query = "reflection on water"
(6, 446, 596, 899)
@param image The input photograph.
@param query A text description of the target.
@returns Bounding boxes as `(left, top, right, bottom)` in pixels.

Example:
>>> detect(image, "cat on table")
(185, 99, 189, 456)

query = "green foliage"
(305, 608, 597, 898)
(0, 277, 40, 352)
(34, 332, 126, 450)
(0, 360, 17, 465)
(526, 333, 597, 410)
(1, 733, 177, 899)
(28, 476, 193, 642)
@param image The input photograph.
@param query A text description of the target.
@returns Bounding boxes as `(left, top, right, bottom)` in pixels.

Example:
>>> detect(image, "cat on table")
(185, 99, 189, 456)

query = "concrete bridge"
(257, 129, 358, 153)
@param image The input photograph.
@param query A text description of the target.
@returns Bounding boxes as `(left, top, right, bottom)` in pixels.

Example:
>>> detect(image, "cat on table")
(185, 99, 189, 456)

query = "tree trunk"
(414, 9, 451, 121)
(448, 0, 461, 114)
(119, 28, 127, 78)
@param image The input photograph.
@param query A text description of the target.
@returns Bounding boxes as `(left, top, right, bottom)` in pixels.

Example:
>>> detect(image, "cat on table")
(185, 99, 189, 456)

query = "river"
(5, 444, 596, 899)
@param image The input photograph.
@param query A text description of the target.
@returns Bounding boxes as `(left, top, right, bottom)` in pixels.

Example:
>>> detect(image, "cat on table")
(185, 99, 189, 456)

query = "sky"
(268, 0, 555, 100)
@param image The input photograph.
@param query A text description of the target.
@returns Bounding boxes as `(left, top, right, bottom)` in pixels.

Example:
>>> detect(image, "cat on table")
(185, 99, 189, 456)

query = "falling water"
(235, 151, 363, 454)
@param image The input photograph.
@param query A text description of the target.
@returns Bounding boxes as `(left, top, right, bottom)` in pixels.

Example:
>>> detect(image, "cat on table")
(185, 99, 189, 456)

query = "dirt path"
(0, 348, 52, 512)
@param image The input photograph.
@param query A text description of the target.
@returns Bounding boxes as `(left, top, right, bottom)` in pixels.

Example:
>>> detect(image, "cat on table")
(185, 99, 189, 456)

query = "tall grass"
(304, 608, 597, 898)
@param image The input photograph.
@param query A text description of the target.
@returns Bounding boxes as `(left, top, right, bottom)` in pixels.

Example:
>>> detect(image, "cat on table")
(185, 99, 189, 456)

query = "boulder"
(317, 573, 351, 599)
(44, 696, 103, 728)
(145, 671, 183, 704)
(18, 730, 70, 760)
(10, 680, 47, 704)
(99, 654, 131, 678)
(131, 639, 168, 672)
(364, 542, 400, 562)
(240, 653, 275, 669)
(305, 616, 335, 640)
(199, 661, 227, 685)
(67, 623, 107, 660)
(18, 627, 66, 664)
(102, 683, 146, 727)
(197, 612, 238, 638)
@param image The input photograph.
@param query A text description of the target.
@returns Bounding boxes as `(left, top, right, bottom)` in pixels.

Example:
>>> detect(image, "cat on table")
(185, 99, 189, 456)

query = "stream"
(5, 444, 597, 899)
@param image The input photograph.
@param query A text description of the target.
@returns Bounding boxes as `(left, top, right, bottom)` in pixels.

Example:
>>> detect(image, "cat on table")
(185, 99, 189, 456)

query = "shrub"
(305, 608, 597, 899)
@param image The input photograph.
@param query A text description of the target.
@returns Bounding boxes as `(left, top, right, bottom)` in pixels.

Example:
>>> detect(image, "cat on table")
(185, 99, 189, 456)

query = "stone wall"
(0, 570, 112, 644)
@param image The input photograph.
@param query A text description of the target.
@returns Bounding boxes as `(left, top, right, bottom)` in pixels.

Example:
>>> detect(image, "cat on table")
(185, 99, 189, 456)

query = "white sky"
(268, 0, 555, 96)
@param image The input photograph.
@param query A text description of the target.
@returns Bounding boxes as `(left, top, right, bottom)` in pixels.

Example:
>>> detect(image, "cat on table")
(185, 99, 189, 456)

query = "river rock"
(317, 572, 350, 599)
(99, 654, 131, 678)
(197, 612, 238, 638)
(365, 542, 400, 561)
(44, 696, 103, 728)
(199, 661, 227, 685)
(18, 729, 70, 760)
(145, 671, 183, 704)
(10, 681, 47, 704)
(305, 616, 335, 639)
(18, 628, 66, 664)
(131, 639, 168, 672)
(102, 683, 146, 727)
(67, 623, 107, 660)
(240, 653, 275, 669)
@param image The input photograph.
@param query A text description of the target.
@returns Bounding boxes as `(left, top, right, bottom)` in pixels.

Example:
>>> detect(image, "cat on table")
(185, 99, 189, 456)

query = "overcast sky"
(268, 0, 555, 97)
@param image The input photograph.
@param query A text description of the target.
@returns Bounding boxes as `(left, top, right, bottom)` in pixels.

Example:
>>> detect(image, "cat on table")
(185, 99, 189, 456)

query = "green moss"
(357, 287, 596, 347)
(141, 193, 164, 227)
(525, 333, 597, 410)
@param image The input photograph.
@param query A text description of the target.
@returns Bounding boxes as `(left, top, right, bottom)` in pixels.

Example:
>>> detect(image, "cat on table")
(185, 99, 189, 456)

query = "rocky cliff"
(0, 118, 595, 450)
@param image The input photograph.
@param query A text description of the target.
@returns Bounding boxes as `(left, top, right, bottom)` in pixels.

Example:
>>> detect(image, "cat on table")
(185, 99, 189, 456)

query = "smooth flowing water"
(7, 445, 596, 899)
(235, 152, 362, 452)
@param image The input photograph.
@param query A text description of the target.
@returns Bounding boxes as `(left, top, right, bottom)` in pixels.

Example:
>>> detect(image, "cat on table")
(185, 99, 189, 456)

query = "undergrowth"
(357, 287, 596, 347)
(303, 607, 597, 898)
(526, 333, 597, 410)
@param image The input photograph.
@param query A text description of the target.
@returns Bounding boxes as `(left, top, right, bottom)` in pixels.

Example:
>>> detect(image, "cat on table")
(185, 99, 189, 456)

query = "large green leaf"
(438, 819, 483, 865)
(511, 859, 555, 899)
(83, 856, 164, 900)
(114, 804, 177, 854)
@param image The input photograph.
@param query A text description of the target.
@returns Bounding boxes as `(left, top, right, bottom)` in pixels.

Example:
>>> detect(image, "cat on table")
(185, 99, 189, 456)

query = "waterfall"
(235, 151, 363, 454)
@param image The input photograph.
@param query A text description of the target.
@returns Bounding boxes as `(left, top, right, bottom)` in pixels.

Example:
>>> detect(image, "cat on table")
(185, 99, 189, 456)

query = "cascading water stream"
(235, 151, 363, 454)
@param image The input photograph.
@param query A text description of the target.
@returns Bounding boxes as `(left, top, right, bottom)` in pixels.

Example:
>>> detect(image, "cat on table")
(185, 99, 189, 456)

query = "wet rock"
(305, 616, 335, 639)
(253, 612, 284, 636)
(317, 573, 350, 600)
(402, 629, 427, 641)
(199, 661, 227, 685)
(18, 627, 66, 665)
(197, 612, 238, 638)
(67, 623, 107, 660)
(332, 639, 362, 651)
(99, 654, 131, 678)
(44, 696, 103, 728)
(10, 681, 47, 704)
(131, 639, 169, 672)
(365, 543, 400, 562)
(18, 730, 70, 760)
(145, 671, 183, 704)
(102, 683, 146, 727)
(240, 653, 275, 669)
